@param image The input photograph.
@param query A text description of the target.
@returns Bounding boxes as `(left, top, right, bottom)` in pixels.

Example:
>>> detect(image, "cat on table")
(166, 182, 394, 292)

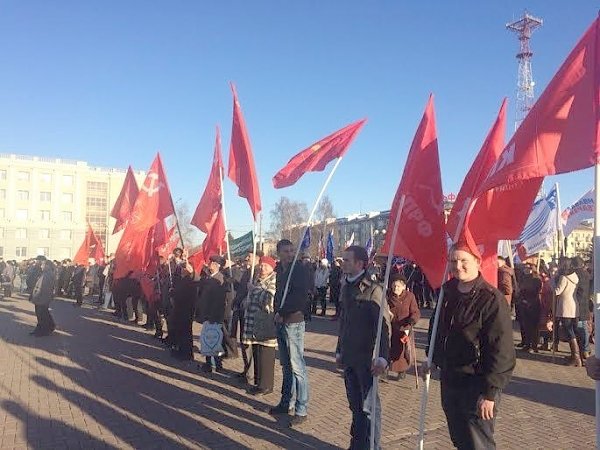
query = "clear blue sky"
(0, 1, 597, 239)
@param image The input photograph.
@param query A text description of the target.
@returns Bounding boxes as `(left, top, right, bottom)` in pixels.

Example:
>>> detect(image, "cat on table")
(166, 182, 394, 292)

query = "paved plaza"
(0, 293, 596, 449)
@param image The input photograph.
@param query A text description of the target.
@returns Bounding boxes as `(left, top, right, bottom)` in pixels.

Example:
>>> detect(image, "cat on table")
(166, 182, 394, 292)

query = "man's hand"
(371, 357, 387, 377)
(477, 397, 495, 420)
(419, 362, 432, 381)
(274, 312, 283, 324)
(335, 353, 343, 370)
(586, 355, 600, 380)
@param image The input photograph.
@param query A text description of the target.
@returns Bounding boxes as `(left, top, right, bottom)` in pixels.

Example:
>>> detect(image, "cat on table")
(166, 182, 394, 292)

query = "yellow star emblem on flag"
(311, 144, 322, 152)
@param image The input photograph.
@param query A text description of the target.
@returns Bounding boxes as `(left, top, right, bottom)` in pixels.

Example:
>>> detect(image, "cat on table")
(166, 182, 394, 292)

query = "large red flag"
(110, 166, 139, 234)
(478, 17, 600, 194)
(381, 95, 447, 289)
(201, 208, 226, 261)
(228, 83, 262, 220)
(73, 223, 106, 266)
(191, 127, 224, 233)
(113, 153, 175, 279)
(272, 119, 367, 188)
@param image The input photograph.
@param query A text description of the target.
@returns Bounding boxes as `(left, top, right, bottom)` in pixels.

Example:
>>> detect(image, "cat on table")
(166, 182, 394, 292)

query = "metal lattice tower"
(506, 11, 543, 130)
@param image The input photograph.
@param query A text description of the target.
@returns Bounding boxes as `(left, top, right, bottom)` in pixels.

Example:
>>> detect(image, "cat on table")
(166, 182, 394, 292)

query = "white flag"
(518, 186, 558, 257)
(562, 188, 594, 238)
(345, 232, 355, 248)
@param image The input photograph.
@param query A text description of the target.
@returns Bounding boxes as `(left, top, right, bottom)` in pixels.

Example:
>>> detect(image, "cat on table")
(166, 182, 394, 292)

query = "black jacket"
(336, 273, 390, 368)
(428, 275, 515, 400)
(274, 262, 310, 318)
(575, 268, 592, 320)
(196, 272, 226, 323)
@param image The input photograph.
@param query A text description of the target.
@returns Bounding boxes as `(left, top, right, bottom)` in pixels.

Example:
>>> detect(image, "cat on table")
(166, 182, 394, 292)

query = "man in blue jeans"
(270, 239, 311, 428)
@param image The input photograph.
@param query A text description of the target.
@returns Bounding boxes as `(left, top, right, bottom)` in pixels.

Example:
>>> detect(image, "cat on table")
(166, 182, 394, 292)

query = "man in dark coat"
(336, 246, 390, 449)
(573, 256, 592, 358)
(196, 255, 227, 372)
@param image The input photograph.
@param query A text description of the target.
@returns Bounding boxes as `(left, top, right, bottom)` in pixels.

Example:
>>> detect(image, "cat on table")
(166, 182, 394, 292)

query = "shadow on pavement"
(0, 295, 341, 449)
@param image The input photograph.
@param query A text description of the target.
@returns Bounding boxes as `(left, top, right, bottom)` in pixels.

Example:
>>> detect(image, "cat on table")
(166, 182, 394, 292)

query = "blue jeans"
(276, 322, 309, 416)
(577, 320, 590, 353)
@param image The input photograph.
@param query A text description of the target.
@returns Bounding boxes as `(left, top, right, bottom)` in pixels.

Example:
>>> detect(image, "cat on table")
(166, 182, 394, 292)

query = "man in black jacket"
(269, 239, 311, 428)
(573, 256, 592, 359)
(425, 243, 515, 450)
(336, 246, 390, 450)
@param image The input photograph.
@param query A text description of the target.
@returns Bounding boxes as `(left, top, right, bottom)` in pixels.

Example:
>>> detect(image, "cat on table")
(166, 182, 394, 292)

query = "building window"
(0, 228, 3, 238)
(86, 197, 107, 208)
(0, 189, 5, 200)
(15, 247, 27, 258)
(15, 228, 27, 239)
(62, 192, 74, 203)
(39, 210, 50, 221)
(0, 170, 6, 181)
(17, 190, 29, 201)
(61, 211, 73, 222)
(40, 172, 52, 183)
(17, 171, 30, 181)
(16, 209, 28, 220)
(40, 192, 52, 202)
(62, 174, 74, 185)
(59, 229, 72, 240)
(0, 247, 3, 257)
(39, 229, 50, 239)
(36, 247, 50, 257)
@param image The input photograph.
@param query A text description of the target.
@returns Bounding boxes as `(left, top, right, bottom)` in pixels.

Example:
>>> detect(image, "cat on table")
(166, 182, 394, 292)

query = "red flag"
(188, 250, 205, 274)
(201, 208, 226, 262)
(479, 17, 600, 194)
(381, 95, 447, 289)
(157, 225, 179, 258)
(228, 83, 262, 220)
(191, 127, 224, 233)
(110, 166, 139, 234)
(272, 119, 367, 189)
(73, 223, 106, 266)
(113, 153, 175, 279)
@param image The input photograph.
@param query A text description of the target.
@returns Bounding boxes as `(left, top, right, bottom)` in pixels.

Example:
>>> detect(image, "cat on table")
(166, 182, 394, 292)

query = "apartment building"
(0, 154, 145, 260)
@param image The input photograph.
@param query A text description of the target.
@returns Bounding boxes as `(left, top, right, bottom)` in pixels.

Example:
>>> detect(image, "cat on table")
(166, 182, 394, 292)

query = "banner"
(562, 188, 594, 238)
(517, 186, 558, 257)
(228, 231, 254, 258)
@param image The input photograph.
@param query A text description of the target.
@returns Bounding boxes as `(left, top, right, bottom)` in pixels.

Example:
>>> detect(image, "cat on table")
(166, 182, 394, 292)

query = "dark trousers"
(441, 382, 499, 450)
(34, 304, 55, 333)
(206, 355, 222, 369)
(252, 344, 275, 391)
(312, 287, 327, 315)
(232, 308, 252, 375)
(344, 365, 374, 450)
(75, 285, 83, 305)
(522, 310, 540, 349)
(330, 288, 340, 316)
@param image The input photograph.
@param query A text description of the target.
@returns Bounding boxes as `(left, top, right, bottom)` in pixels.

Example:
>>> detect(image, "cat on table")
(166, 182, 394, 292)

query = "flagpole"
(168, 194, 186, 251)
(417, 197, 471, 450)
(555, 182, 564, 257)
(250, 220, 258, 281)
(218, 166, 235, 291)
(279, 157, 344, 310)
(593, 163, 600, 449)
(369, 194, 405, 450)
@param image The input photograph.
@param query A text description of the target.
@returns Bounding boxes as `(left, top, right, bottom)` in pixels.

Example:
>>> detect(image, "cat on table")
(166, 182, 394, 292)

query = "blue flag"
(366, 237, 373, 256)
(300, 227, 311, 251)
(326, 230, 335, 263)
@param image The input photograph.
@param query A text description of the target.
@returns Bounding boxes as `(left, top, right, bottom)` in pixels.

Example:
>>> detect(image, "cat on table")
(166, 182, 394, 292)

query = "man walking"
(336, 246, 390, 449)
(270, 239, 311, 428)
(313, 259, 330, 316)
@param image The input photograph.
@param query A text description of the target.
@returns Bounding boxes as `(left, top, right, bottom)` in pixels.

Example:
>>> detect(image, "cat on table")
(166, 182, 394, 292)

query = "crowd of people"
(1, 240, 596, 449)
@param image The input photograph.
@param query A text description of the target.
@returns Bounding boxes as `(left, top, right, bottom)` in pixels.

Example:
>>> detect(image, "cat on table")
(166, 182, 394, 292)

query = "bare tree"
(269, 196, 309, 239)
(316, 195, 335, 222)
(175, 201, 201, 248)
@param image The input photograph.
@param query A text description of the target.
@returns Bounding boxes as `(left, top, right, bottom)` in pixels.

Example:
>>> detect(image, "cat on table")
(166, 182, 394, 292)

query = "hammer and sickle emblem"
(141, 172, 163, 197)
